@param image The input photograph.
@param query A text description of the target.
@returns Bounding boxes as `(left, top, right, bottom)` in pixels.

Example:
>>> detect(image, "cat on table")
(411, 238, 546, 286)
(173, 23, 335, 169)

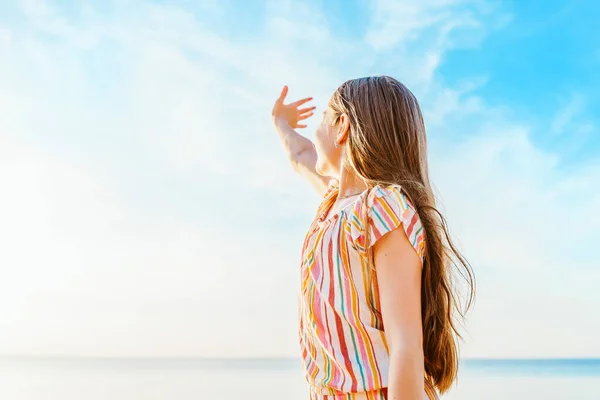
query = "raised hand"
(271, 85, 316, 129)
(271, 85, 330, 195)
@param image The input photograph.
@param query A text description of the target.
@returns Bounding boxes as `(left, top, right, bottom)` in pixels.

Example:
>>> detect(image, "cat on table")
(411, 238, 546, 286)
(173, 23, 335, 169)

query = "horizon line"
(1, 355, 599, 361)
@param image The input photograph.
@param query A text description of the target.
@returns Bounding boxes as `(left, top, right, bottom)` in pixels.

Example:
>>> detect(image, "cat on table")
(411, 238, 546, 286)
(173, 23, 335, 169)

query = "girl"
(271, 76, 474, 400)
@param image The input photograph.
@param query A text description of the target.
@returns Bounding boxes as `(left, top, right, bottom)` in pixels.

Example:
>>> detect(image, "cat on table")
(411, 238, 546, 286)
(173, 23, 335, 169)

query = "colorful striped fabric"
(299, 180, 435, 400)
(308, 380, 439, 400)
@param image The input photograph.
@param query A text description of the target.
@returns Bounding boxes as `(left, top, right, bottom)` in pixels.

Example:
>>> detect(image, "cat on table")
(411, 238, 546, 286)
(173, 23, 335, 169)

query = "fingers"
(297, 123, 308, 129)
(298, 106, 316, 121)
(290, 97, 313, 107)
(277, 85, 289, 102)
(298, 112, 314, 121)
(298, 106, 316, 114)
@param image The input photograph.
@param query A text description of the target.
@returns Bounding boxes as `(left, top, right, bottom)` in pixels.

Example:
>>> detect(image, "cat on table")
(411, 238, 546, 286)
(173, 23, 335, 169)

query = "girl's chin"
(315, 160, 324, 175)
(316, 159, 337, 178)
(316, 164, 331, 177)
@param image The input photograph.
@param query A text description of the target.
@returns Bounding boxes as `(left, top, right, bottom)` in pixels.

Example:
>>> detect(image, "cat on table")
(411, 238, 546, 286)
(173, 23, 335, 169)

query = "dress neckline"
(316, 188, 367, 227)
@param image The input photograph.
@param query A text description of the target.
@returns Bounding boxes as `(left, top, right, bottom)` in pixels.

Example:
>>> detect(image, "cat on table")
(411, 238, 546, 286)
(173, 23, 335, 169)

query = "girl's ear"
(336, 113, 350, 144)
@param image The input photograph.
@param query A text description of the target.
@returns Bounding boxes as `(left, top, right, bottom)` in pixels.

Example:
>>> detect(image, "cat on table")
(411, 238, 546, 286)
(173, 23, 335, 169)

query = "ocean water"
(0, 357, 598, 400)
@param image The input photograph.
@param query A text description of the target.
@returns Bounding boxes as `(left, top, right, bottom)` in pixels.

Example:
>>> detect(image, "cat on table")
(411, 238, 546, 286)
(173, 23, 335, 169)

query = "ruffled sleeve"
(349, 185, 425, 260)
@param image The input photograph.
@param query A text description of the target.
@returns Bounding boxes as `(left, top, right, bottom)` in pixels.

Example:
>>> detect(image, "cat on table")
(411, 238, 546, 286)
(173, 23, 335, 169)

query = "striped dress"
(298, 181, 438, 400)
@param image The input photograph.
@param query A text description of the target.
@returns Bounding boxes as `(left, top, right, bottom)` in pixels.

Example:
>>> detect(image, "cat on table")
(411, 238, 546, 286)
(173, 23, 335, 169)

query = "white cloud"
(366, 0, 495, 51)
(430, 113, 600, 358)
(365, 0, 511, 95)
(0, 0, 598, 359)
(0, 135, 306, 357)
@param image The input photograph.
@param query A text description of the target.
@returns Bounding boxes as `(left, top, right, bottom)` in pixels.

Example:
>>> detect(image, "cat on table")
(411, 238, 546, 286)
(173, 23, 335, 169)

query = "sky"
(0, 0, 598, 359)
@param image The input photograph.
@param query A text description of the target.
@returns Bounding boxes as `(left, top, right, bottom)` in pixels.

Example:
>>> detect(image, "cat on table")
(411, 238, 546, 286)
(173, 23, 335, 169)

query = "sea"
(0, 357, 598, 400)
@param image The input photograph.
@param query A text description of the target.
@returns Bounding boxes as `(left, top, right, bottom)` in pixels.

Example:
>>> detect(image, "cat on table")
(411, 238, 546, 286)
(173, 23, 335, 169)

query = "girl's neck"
(337, 165, 367, 198)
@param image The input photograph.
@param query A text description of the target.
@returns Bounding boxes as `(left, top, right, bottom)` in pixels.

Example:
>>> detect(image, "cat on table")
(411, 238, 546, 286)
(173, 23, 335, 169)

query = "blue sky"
(0, 0, 598, 359)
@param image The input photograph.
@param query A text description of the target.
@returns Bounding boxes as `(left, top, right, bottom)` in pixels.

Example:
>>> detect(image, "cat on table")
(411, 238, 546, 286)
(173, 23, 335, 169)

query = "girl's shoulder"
(348, 184, 425, 260)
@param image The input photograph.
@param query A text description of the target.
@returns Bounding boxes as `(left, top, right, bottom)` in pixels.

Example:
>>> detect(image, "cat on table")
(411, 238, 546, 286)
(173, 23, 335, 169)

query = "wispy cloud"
(551, 93, 585, 135)
(367, 0, 481, 48)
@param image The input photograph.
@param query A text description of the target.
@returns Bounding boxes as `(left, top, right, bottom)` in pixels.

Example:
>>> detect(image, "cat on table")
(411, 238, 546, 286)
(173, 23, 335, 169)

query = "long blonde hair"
(329, 76, 475, 393)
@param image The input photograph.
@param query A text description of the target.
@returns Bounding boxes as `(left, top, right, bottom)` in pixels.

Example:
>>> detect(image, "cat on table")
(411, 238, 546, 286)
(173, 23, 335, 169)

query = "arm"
(271, 86, 330, 196)
(374, 228, 425, 400)
(273, 118, 330, 196)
